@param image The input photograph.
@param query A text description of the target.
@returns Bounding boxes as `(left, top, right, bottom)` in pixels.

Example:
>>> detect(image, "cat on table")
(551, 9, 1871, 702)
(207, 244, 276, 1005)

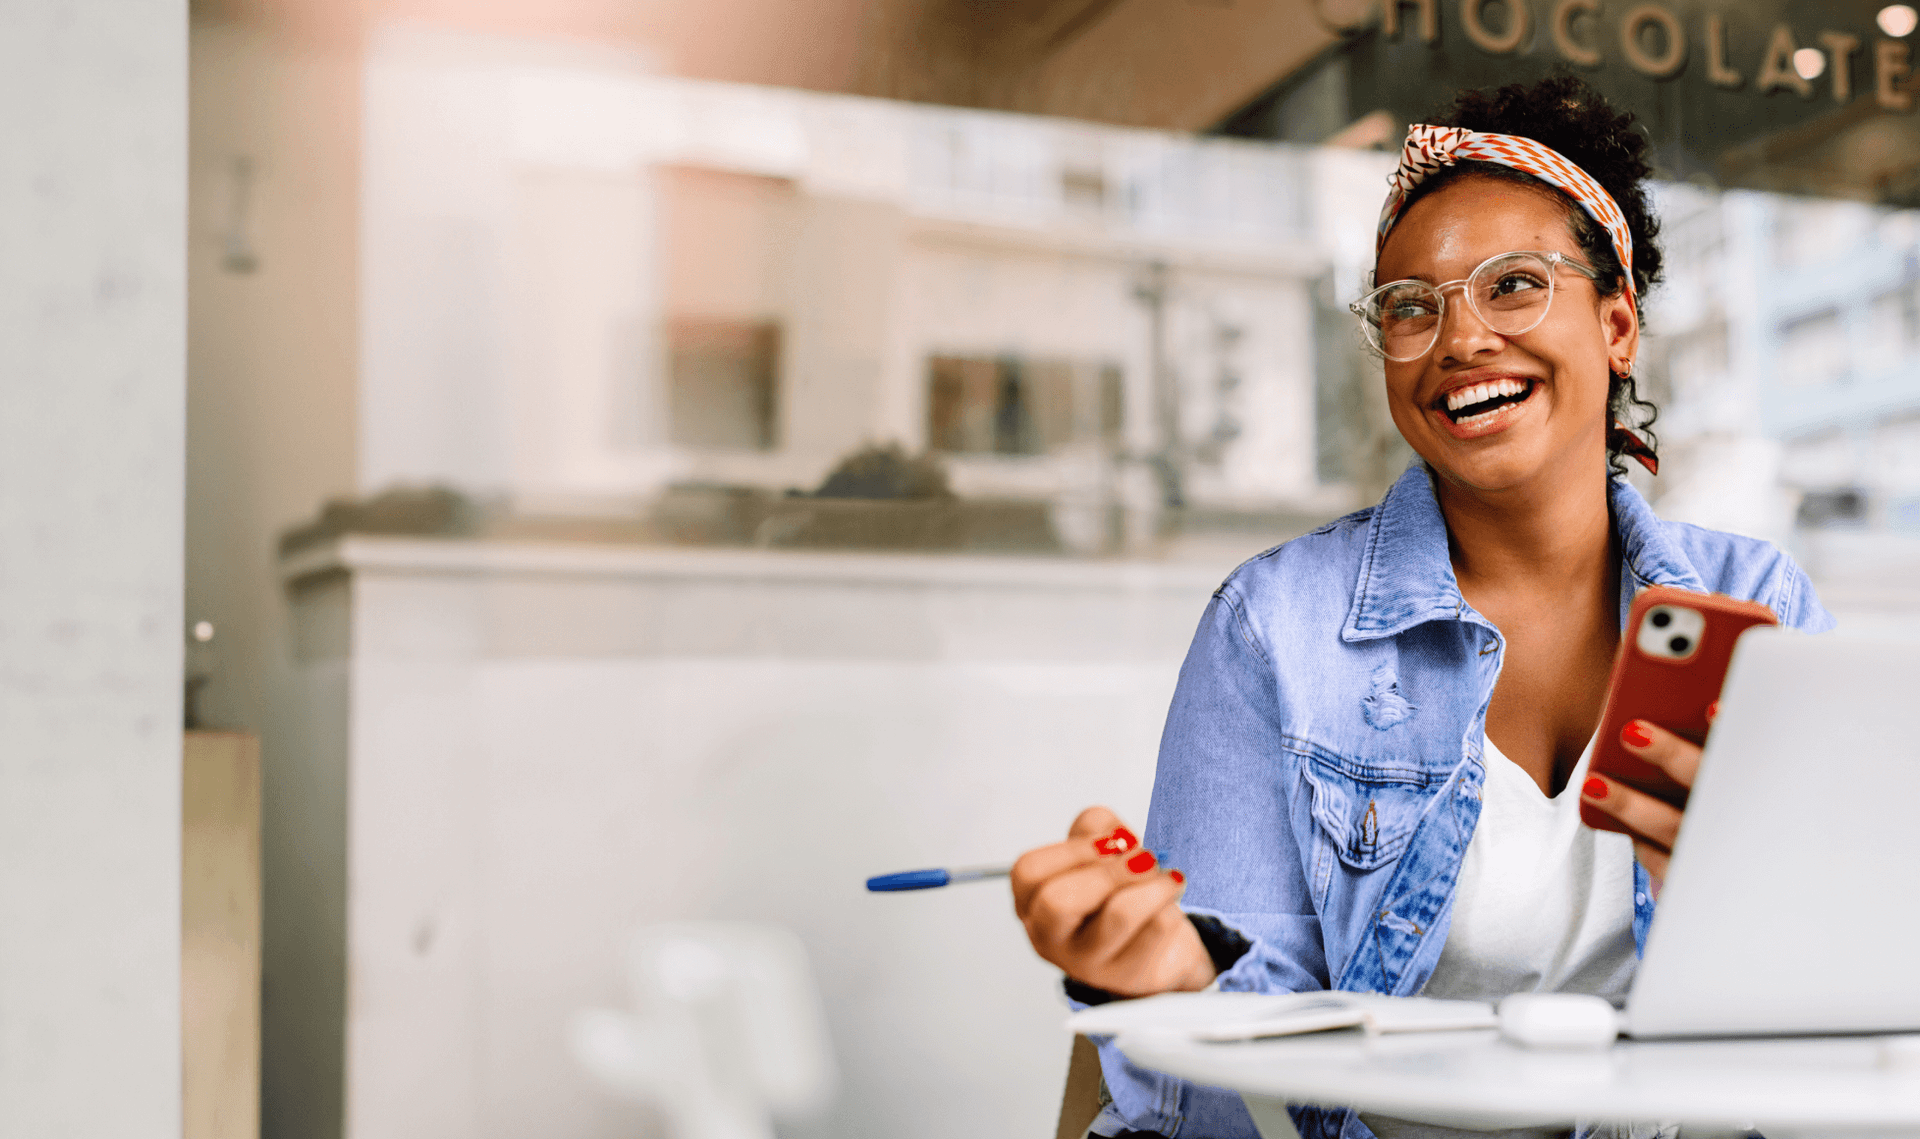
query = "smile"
(1436, 378, 1537, 424)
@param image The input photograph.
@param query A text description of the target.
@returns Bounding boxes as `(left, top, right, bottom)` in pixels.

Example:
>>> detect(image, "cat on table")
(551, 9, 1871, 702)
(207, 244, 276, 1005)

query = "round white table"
(1112, 1027, 1920, 1138)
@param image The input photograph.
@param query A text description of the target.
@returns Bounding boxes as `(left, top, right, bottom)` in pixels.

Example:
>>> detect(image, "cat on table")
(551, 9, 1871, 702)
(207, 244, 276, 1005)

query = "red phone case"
(1579, 586, 1778, 834)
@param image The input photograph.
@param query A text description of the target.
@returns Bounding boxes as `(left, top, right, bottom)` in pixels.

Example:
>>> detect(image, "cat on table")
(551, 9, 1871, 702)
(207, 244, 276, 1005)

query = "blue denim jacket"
(1088, 463, 1834, 1139)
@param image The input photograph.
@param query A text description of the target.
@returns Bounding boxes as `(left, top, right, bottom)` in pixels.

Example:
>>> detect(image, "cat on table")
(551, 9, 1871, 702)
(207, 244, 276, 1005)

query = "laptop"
(1624, 628, 1920, 1038)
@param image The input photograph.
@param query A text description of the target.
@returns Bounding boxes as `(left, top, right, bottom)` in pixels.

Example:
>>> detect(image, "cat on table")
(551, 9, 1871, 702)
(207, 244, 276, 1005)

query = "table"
(1112, 1026, 1920, 1139)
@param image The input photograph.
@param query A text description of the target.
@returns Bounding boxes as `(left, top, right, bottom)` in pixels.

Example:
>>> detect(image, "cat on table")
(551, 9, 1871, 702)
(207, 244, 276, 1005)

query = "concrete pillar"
(0, 1, 186, 1132)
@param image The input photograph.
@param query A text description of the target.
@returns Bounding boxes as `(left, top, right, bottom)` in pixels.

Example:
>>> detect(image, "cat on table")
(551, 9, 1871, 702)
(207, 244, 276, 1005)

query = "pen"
(866, 851, 1169, 891)
(866, 864, 1011, 891)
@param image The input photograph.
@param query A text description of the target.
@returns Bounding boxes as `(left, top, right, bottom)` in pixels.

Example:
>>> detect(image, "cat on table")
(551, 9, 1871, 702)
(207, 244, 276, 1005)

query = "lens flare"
(1793, 47, 1828, 80)
(1879, 5, 1918, 36)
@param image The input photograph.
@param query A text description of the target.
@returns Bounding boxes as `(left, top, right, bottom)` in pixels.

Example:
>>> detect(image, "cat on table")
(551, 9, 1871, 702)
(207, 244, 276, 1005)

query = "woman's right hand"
(1010, 806, 1216, 998)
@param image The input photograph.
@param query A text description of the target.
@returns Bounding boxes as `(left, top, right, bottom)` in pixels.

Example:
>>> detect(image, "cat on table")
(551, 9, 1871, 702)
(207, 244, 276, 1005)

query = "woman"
(1010, 77, 1833, 1139)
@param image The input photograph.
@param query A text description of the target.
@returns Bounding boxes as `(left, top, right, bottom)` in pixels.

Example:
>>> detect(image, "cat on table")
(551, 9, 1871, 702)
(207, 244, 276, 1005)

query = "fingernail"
(1169, 870, 1186, 885)
(1583, 777, 1608, 800)
(1706, 701, 1718, 724)
(1621, 720, 1653, 748)
(1093, 827, 1138, 857)
(1126, 850, 1156, 874)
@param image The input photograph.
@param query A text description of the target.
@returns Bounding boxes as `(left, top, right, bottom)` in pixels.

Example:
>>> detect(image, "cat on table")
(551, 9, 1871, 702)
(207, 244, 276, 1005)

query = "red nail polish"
(1583, 777, 1608, 800)
(1621, 720, 1653, 748)
(1706, 701, 1719, 724)
(1093, 827, 1139, 857)
(1126, 850, 1156, 874)
(1169, 870, 1185, 885)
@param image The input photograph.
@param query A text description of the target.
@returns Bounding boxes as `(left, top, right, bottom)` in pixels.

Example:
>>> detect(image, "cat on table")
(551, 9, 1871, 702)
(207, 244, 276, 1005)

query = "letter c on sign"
(1463, 0, 1530, 54)
(1621, 4, 1688, 77)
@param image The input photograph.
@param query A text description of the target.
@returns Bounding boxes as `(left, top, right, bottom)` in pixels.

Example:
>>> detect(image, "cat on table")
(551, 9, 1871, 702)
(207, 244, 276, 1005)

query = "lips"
(1422, 372, 1542, 442)
(1434, 377, 1537, 423)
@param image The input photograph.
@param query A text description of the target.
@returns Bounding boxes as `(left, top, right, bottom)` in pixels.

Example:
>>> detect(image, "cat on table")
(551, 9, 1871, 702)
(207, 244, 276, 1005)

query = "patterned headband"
(1376, 125, 1635, 309)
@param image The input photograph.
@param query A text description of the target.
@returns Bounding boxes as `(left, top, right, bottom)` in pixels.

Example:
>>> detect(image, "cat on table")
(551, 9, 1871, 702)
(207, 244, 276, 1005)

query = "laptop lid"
(1625, 628, 1920, 1038)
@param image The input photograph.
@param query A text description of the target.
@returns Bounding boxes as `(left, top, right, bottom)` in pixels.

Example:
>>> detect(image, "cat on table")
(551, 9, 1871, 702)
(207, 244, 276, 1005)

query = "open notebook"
(1067, 991, 1497, 1042)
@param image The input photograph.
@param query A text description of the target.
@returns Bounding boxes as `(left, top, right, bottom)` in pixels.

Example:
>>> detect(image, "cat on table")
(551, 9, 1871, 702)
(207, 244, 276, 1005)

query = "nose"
(1433, 281, 1505, 365)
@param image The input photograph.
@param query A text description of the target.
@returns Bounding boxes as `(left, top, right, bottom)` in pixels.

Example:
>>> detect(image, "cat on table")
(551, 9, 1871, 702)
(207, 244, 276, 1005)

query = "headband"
(1377, 124, 1657, 475)
(1376, 125, 1636, 310)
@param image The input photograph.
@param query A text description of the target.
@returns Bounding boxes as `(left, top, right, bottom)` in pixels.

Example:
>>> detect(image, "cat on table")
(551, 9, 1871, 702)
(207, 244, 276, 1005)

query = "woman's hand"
(1579, 717, 1705, 890)
(1011, 806, 1216, 998)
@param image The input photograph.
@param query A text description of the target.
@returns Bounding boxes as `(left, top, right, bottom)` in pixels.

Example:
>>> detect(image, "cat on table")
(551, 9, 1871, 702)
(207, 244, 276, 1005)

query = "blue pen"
(866, 864, 1011, 892)
(866, 852, 1169, 891)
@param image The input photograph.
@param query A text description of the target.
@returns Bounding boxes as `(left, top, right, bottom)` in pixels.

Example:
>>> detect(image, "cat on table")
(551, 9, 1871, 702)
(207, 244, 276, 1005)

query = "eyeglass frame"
(1348, 249, 1606, 363)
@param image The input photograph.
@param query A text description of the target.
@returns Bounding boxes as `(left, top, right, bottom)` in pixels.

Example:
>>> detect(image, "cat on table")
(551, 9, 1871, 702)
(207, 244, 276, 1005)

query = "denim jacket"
(1088, 463, 1834, 1139)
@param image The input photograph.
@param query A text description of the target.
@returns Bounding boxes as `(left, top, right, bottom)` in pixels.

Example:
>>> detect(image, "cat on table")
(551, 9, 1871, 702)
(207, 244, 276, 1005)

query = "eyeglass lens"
(1362, 252, 1559, 361)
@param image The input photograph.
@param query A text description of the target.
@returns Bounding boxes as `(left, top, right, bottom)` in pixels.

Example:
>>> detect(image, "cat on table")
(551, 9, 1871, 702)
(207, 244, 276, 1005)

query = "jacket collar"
(1608, 466, 1707, 627)
(1342, 462, 1706, 643)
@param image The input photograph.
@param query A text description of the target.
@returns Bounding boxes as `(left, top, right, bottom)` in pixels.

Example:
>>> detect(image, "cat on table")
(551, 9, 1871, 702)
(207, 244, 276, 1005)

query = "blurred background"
(180, 0, 1920, 1136)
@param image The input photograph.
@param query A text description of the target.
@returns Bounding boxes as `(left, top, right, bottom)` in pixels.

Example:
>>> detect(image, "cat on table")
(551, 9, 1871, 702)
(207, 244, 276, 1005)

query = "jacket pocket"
(1291, 740, 1443, 872)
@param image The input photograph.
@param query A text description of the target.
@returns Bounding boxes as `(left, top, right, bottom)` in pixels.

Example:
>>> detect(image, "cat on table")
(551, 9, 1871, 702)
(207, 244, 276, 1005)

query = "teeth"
(1446, 378, 1527, 412)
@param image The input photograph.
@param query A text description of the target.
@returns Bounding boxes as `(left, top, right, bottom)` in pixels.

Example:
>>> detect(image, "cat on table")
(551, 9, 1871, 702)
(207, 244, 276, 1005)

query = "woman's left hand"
(1579, 718, 1702, 890)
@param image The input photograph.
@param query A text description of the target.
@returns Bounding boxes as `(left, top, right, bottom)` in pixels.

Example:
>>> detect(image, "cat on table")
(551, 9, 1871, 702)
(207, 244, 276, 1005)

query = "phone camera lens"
(1669, 636, 1691, 654)
(1650, 610, 1672, 628)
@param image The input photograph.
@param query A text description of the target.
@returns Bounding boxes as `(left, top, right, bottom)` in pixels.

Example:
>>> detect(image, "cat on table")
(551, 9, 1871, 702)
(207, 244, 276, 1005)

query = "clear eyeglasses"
(1349, 250, 1603, 362)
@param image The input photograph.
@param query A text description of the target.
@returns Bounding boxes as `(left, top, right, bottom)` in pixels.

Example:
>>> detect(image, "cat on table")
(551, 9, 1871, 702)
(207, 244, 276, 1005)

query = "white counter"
(274, 536, 1230, 1139)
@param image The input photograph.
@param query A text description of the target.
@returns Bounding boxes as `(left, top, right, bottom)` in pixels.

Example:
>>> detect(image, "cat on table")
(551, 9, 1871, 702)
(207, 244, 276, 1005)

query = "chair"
(572, 921, 837, 1139)
(1055, 1034, 1106, 1139)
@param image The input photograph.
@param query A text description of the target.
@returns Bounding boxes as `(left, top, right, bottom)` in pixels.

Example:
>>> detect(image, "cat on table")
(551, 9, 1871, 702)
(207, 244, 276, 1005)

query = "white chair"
(572, 921, 837, 1139)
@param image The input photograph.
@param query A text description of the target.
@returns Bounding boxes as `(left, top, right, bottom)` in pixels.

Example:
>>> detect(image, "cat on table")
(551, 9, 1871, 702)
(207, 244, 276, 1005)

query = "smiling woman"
(1007, 76, 1835, 1139)
(1377, 181, 1632, 494)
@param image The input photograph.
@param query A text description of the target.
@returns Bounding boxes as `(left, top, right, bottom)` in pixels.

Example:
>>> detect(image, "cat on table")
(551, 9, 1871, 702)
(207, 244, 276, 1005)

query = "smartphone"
(1580, 586, 1778, 835)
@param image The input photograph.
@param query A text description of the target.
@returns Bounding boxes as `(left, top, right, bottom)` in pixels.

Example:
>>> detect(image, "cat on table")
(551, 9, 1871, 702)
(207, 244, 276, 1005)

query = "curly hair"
(1393, 74, 1664, 476)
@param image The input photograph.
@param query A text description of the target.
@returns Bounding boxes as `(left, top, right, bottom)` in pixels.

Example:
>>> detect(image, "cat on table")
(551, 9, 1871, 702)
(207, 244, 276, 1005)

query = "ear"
(1601, 288, 1639, 376)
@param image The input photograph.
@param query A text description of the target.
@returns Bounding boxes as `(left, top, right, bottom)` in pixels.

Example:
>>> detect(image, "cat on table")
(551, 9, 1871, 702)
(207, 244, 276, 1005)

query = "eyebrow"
(1376, 247, 1581, 285)
(1372, 268, 1448, 287)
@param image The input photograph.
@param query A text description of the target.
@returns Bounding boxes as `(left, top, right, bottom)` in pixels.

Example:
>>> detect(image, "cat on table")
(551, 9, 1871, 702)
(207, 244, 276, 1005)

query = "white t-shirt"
(1419, 733, 1639, 1002)
(1360, 736, 1640, 1139)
